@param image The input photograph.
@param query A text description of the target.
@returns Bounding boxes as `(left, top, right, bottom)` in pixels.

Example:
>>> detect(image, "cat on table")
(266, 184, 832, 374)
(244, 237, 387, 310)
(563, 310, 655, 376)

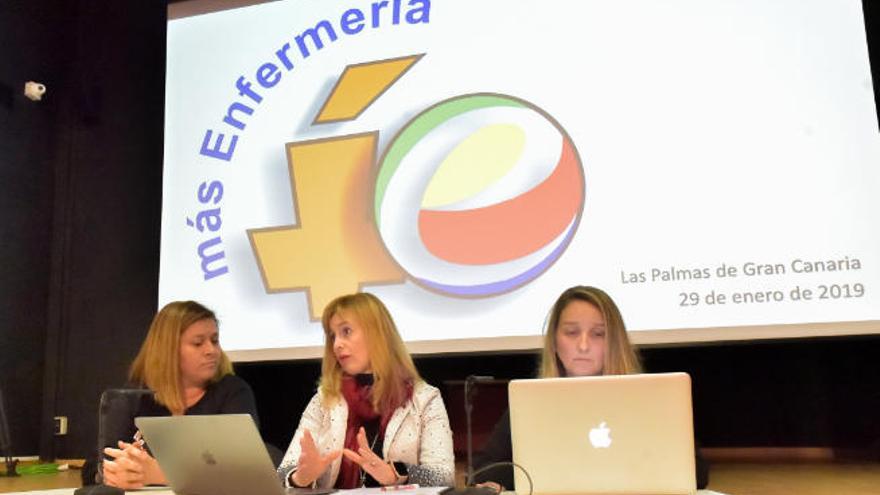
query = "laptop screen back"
(136, 414, 284, 495)
(509, 372, 696, 495)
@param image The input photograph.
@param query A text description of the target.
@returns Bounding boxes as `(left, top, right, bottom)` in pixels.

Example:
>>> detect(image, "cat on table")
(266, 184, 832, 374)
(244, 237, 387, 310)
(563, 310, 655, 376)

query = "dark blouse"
(473, 409, 710, 490)
(112, 374, 259, 451)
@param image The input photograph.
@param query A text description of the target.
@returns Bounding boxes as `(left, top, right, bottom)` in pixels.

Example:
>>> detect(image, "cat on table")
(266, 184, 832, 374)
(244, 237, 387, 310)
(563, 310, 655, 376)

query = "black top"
(472, 409, 515, 488)
(472, 409, 710, 490)
(113, 374, 259, 450)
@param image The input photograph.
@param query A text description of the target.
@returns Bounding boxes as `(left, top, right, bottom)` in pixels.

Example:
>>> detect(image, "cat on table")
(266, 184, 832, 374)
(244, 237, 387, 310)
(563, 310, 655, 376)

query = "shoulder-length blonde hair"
(129, 300, 233, 414)
(319, 293, 420, 412)
(539, 286, 641, 378)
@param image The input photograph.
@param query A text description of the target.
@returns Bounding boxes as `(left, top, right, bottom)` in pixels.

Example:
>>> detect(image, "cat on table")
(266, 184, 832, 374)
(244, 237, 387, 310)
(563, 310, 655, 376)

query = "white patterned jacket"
(277, 381, 455, 488)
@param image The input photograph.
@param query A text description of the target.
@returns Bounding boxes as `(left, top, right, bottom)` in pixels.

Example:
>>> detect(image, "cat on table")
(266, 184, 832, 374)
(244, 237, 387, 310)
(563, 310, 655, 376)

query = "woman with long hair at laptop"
(100, 300, 259, 489)
(473, 285, 709, 492)
(277, 292, 455, 489)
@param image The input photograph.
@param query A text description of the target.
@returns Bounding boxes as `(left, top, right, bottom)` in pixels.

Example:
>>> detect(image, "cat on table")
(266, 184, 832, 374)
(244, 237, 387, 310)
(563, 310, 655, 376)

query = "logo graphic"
(589, 421, 612, 448)
(376, 94, 583, 296)
(249, 54, 584, 318)
(201, 450, 218, 465)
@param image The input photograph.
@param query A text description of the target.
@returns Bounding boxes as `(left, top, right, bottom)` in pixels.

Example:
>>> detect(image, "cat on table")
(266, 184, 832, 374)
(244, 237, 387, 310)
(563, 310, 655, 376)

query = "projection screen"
(161, 0, 880, 360)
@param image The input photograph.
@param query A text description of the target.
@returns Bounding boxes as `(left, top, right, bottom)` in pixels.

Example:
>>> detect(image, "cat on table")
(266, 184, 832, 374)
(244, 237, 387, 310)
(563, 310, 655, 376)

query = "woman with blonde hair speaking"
(277, 292, 454, 488)
(101, 300, 258, 489)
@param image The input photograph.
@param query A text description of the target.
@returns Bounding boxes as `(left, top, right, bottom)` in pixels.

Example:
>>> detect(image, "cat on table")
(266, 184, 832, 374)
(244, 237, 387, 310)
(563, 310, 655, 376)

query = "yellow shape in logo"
(313, 54, 423, 124)
(248, 132, 405, 320)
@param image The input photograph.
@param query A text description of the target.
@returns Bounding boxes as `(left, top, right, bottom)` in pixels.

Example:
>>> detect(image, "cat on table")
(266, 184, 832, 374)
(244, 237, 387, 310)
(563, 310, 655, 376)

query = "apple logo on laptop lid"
(589, 421, 612, 448)
(201, 450, 218, 466)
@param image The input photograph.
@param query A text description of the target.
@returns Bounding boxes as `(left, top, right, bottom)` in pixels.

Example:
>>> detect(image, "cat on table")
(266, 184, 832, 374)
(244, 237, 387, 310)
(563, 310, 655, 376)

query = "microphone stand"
(465, 377, 475, 486)
(3, 456, 18, 477)
(464, 375, 493, 486)
(0, 389, 17, 477)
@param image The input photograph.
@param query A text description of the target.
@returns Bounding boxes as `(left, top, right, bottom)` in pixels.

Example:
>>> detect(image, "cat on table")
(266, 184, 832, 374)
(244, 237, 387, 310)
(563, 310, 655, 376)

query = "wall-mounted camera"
(24, 81, 46, 101)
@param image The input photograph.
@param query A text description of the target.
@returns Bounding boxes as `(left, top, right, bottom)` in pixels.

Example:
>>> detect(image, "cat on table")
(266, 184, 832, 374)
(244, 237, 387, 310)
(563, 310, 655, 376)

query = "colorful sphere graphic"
(375, 93, 584, 297)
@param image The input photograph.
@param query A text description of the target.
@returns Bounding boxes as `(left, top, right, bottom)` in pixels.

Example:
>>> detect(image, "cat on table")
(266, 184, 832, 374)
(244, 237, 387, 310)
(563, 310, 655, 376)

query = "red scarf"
(335, 374, 412, 488)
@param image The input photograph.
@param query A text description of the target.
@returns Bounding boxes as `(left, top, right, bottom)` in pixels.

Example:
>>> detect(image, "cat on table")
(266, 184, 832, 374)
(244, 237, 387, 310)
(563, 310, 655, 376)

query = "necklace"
(358, 431, 382, 487)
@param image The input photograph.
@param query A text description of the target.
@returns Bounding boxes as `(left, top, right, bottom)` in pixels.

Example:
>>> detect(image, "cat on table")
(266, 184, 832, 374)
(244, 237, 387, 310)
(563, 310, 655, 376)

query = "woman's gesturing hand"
(291, 429, 341, 487)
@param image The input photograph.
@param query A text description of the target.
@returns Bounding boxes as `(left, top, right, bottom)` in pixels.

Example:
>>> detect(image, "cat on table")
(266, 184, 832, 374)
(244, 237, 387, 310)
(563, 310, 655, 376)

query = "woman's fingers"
(103, 450, 141, 472)
(341, 446, 394, 485)
(476, 482, 503, 494)
(360, 456, 395, 485)
(322, 449, 342, 464)
(103, 458, 146, 488)
(356, 427, 369, 450)
(342, 448, 363, 465)
(103, 447, 125, 460)
(295, 431, 341, 486)
(300, 429, 318, 454)
(294, 429, 343, 488)
(127, 445, 151, 462)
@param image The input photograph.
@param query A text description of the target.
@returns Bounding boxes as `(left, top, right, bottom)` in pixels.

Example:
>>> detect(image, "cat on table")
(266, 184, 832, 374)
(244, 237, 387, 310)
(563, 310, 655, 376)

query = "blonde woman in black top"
(102, 301, 257, 489)
(474, 286, 708, 491)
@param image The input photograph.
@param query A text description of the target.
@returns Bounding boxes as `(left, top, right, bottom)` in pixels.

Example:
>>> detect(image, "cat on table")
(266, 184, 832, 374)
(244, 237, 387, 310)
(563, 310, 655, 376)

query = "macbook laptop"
(508, 372, 696, 495)
(136, 414, 333, 495)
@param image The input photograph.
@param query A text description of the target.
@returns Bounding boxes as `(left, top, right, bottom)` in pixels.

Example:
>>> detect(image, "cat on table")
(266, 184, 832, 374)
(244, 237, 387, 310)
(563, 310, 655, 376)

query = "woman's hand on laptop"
(102, 440, 168, 489)
(291, 429, 341, 487)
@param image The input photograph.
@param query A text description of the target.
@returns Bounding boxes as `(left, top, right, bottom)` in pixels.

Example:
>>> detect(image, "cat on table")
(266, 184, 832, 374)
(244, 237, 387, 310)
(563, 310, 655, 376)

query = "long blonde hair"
(129, 301, 233, 414)
(319, 293, 420, 412)
(539, 286, 641, 378)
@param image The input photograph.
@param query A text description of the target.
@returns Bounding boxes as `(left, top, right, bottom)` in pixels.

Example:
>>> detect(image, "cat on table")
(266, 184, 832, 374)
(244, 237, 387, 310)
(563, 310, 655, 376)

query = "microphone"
(0, 388, 19, 477)
(464, 375, 495, 486)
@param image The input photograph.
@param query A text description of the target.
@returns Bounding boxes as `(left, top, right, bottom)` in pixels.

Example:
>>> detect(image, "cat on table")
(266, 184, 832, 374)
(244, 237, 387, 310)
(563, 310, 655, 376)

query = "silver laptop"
(509, 372, 696, 495)
(136, 414, 324, 495)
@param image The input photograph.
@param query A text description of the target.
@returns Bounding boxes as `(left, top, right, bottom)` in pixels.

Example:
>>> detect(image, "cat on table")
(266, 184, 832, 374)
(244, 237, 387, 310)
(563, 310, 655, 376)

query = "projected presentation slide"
(160, 0, 880, 358)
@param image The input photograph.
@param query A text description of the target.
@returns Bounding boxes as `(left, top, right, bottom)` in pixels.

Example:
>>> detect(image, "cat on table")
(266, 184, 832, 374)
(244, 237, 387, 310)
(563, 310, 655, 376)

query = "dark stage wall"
(0, 0, 878, 464)
(0, 0, 166, 461)
(0, 0, 63, 461)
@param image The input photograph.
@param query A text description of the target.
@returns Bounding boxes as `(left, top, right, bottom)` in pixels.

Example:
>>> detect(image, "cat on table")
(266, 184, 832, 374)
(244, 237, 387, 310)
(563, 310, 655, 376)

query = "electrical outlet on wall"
(53, 416, 68, 436)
